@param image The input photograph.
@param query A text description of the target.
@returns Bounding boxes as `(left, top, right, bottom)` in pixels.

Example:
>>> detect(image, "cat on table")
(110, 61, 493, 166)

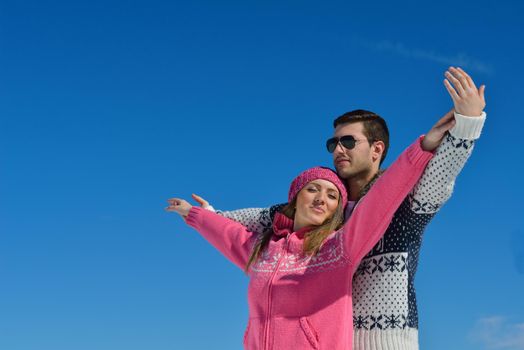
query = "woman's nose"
(314, 192, 325, 204)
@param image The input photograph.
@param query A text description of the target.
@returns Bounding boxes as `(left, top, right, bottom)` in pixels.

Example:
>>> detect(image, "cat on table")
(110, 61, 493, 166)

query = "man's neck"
(346, 170, 379, 201)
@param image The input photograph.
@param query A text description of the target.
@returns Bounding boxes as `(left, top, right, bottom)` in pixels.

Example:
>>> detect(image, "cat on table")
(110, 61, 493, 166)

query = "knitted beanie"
(288, 167, 348, 207)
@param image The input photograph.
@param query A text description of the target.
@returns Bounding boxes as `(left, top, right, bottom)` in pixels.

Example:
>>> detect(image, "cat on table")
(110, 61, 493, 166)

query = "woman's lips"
(310, 206, 325, 214)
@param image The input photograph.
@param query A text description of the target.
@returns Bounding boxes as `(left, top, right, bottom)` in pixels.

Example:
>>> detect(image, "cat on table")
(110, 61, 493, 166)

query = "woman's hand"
(191, 194, 211, 209)
(166, 198, 193, 218)
(421, 109, 456, 151)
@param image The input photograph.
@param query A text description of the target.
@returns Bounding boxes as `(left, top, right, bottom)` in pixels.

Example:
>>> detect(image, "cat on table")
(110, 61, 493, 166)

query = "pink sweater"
(185, 137, 433, 350)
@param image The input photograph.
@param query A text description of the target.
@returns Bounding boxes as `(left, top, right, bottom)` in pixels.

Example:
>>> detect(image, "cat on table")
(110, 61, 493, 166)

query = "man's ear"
(371, 141, 385, 163)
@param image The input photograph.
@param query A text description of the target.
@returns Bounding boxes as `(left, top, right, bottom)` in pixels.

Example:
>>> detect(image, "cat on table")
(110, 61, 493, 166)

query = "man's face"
(332, 122, 375, 180)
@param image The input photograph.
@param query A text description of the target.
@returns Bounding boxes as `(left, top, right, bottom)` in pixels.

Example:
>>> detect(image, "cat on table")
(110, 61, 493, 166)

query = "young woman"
(166, 137, 434, 350)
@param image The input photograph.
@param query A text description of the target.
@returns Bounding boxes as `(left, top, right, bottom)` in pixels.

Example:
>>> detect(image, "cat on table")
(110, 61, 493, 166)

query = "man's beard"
(335, 163, 372, 181)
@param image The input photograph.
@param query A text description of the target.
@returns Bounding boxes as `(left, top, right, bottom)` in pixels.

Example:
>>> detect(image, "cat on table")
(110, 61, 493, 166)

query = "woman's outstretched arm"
(167, 198, 258, 271)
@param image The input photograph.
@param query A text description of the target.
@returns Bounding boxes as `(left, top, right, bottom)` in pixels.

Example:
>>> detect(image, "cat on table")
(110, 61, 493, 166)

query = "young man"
(194, 67, 486, 349)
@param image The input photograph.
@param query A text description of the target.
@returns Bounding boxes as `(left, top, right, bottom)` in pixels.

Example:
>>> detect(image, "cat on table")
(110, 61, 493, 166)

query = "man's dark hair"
(333, 109, 390, 164)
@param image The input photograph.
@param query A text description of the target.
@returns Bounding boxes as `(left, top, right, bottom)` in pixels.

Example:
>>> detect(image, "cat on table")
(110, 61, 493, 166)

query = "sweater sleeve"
(341, 136, 434, 271)
(208, 203, 287, 235)
(218, 207, 276, 235)
(409, 112, 486, 214)
(185, 206, 258, 270)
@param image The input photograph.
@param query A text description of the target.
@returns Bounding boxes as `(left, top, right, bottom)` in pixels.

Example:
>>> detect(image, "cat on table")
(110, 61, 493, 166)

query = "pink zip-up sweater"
(185, 137, 433, 350)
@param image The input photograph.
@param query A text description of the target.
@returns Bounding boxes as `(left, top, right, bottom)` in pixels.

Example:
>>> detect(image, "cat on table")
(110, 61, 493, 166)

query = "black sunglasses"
(326, 135, 368, 153)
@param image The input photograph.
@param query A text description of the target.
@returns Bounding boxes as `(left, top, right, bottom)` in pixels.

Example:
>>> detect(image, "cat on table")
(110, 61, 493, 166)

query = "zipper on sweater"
(262, 233, 291, 350)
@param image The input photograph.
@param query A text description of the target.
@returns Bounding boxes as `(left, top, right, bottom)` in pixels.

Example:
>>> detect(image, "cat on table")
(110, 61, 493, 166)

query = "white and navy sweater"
(214, 112, 486, 350)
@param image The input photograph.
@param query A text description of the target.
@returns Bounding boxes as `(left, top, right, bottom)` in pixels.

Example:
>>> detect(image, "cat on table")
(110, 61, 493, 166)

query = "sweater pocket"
(271, 316, 320, 350)
(299, 317, 320, 349)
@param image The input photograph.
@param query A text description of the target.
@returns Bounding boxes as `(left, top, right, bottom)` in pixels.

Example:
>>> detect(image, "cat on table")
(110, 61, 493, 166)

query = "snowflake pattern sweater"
(216, 112, 486, 350)
(187, 138, 433, 350)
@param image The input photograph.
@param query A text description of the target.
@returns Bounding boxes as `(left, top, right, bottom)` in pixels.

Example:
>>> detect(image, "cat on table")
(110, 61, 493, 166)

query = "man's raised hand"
(444, 67, 486, 116)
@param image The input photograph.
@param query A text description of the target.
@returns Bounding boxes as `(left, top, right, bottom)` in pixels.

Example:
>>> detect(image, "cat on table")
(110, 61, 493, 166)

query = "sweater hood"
(272, 212, 314, 238)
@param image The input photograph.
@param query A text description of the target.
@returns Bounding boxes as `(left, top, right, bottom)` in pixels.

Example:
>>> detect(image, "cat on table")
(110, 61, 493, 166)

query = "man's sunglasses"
(326, 135, 368, 153)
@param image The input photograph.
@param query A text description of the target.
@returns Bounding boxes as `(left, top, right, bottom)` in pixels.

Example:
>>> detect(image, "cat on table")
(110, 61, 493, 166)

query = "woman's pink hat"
(288, 166, 348, 207)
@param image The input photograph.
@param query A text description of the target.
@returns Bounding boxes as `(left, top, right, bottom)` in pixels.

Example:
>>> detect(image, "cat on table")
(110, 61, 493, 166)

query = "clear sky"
(1, 0, 524, 349)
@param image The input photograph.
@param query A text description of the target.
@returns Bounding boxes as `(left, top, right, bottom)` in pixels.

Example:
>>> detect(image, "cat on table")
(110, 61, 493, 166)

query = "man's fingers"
(479, 85, 486, 104)
(456, 67, 475, 89)
(450, 67, 470, 91)
(444, 79, 460, 101)
(191, 193, 209, 207)
(445, 69, 466, 96)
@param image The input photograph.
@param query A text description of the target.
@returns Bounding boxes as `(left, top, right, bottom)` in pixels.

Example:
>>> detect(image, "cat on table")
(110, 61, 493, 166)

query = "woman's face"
(294, 179, 340, 230)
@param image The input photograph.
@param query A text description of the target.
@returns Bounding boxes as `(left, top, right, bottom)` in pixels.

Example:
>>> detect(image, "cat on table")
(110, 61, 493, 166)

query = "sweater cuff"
(406, 135, 435, 165)
(450, 111, 486, 140)
(185, 206, 204, 229)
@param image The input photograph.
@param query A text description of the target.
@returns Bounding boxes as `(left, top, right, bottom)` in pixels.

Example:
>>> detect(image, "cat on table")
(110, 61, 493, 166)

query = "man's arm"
(190, 194, 285, 234)
(411, 67, 486, 214)
(218, 206, 283, 234)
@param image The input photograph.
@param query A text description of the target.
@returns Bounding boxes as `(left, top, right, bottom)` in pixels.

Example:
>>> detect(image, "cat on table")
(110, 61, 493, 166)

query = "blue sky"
(1, 0, 524, 349)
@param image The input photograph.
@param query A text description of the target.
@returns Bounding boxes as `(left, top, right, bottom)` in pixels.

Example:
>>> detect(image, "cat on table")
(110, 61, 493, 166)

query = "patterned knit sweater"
(188, 139, 433, 350)
(215, 112, 486, 350)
